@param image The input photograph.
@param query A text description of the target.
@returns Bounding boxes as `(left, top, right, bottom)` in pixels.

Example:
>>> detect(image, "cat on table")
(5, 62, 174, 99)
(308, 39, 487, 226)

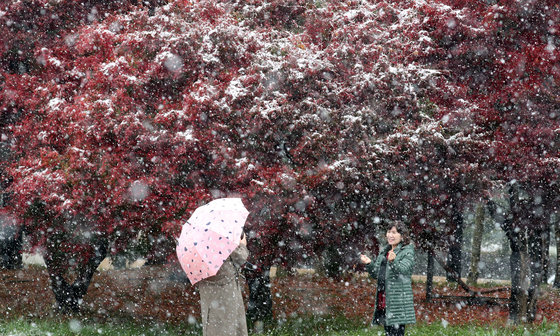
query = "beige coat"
(197, 244, 249, 336)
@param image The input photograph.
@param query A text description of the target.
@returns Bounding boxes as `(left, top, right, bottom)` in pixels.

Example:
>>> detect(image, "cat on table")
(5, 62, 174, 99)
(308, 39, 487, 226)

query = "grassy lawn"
(329, 323, 560, 336)
(1, 316, 558, 336)
(260, 315, 559, 336)
(0, 318, 200, 336)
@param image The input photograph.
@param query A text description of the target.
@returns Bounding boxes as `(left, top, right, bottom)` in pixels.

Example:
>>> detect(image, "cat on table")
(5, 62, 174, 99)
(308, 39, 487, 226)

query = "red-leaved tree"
(416, 0, 560, 323)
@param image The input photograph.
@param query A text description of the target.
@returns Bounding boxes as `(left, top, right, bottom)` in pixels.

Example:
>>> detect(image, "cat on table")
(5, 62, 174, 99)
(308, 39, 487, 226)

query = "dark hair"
(385, 220, 411, 245)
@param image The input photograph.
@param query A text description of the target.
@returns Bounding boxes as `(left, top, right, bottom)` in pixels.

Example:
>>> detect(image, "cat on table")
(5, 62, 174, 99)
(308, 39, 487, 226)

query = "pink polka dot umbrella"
(176, 198, 249, 285)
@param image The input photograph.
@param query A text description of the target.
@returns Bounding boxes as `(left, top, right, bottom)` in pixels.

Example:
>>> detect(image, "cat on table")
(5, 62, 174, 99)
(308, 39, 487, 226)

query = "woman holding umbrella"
(359, 221, 416, 336)
(176, 198, 250, 336)
(197, 232, 249, 336)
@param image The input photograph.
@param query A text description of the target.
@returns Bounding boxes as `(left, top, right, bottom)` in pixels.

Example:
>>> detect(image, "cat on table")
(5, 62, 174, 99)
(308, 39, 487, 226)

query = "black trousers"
(384, 324, 405, 336)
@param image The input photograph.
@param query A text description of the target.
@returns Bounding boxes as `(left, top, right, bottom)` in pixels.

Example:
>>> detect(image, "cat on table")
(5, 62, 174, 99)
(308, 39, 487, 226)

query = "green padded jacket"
(366, 243, 416, 326)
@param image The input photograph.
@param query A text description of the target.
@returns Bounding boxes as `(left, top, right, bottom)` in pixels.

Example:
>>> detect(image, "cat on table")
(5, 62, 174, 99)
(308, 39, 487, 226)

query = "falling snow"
(0, 0, 559, 334)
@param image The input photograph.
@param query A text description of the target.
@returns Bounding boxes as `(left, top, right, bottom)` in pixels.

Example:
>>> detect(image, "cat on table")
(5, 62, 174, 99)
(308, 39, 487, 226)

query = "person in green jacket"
(360, 221, 416, 336)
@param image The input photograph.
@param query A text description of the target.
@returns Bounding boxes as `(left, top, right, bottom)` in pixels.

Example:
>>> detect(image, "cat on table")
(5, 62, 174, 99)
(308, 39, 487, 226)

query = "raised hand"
(360, 254, 372, 264)
(387, 248, 396, 262)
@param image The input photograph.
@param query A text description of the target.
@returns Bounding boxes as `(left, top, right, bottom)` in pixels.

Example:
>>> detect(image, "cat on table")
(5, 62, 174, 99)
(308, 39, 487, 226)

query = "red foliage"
(2, 0, 463, 272)
(424, 1, 560, 184)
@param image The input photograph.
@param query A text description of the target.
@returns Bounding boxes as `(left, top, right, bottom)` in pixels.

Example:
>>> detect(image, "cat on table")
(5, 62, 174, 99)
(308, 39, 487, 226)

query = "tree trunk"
(446, 205, 464, 282)
(503, 183, 531, 324)
(467, 203, 485, 285)
(246, 265, 273, 332)
(425, 251, 434, 301)
(0, 225, 23, 270)
(45, 237, 108, 313)
(143, 227, 175, 266)
(507, 234, 529, 324)
(527, 226, 545, 322)
(555, 220, 560, 288)
(541, 225, 550, 284)
(323, 245, 343, 279)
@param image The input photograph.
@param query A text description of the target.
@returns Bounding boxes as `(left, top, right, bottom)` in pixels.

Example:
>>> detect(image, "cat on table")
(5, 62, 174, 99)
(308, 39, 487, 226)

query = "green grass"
(0, 318, 200, 336)
(335, 323, 560, 336)
(258, 315, 366, 335)
(258, 315, 560, 336)
(0, 316, 558, 336)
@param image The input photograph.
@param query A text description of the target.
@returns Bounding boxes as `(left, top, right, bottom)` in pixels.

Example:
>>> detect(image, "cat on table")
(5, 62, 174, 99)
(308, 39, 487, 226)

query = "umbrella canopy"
(176, 198, 249, 285)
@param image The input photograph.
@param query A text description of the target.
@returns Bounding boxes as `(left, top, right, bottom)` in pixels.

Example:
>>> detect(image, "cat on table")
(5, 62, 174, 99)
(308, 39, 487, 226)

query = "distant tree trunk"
(0, 225, 23, 269)
(467, 203, 485, 285)
(143, 229, 174, 266)
(527, 226, 545, 322)
(541, 224, 551, 284)
(425, 251, 434, 301)
(554, 220, 560, 288)
(446, 204, 464, 282)
(502, 183, 545, 324)
(246, 265, 273, 332)
(506, 229, 529, 324)
(45, 235, 108, 312)
(323, 245, 343, 279)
